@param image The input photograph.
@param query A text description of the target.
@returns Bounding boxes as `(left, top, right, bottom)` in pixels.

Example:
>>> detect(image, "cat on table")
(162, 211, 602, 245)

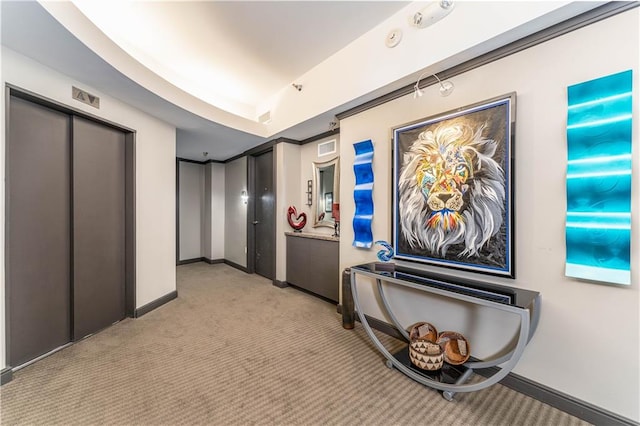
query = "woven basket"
(409, 339, 444, 371)
(436, 331, 471, 365)
(408, 322, 438, 343)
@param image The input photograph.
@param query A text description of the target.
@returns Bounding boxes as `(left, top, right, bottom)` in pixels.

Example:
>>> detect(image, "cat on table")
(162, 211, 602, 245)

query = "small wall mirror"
(312, 157, 339, 228)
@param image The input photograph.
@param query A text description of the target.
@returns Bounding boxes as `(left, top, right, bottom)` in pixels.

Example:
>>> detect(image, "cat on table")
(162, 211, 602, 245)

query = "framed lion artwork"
(392, 93, 515, 277)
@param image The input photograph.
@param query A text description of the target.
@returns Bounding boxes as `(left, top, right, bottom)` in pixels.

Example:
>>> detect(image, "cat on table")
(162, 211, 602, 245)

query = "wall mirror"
(312, 157, 339, 228)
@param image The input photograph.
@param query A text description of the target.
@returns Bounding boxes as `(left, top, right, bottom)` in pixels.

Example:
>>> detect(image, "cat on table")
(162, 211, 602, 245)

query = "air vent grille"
(258, 111, 271, 124)
(318, 139, 336, 157)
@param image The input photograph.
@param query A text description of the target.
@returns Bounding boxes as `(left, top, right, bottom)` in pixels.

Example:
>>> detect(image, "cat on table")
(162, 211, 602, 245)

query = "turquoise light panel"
(565, 70, 633, 285)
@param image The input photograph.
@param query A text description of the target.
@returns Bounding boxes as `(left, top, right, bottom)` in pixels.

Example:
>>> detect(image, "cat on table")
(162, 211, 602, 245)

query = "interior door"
(72, 116, 126, 340)
(253, 150, 274, 279)
(7, 95, 72, 367)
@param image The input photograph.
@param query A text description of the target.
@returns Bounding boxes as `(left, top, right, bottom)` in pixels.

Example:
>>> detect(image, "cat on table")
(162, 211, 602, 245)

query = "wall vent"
(72, 86, 100, 109)
(258, 111, 271, 124)
(318, 139, 337, 157)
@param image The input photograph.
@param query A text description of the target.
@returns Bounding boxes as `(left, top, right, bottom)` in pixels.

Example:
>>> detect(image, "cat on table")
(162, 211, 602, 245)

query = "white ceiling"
(1, 0, 409, 160)
(1, 1, 605, 161)
(71, 1, 410, 120)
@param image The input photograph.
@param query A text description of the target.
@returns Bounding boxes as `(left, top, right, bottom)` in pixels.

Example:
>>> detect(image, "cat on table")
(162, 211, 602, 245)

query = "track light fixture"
(413, 73, 454, 99)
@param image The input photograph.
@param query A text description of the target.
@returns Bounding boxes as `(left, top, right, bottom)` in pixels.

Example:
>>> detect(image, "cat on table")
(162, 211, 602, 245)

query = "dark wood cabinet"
(286, 233, 339, 303)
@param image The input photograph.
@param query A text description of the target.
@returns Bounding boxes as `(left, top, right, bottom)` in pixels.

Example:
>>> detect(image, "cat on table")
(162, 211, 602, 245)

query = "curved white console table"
(343, 262, 541, 401)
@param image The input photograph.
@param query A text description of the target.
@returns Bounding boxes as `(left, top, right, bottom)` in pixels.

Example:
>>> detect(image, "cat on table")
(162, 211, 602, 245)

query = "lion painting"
(397, 120, 506, 261)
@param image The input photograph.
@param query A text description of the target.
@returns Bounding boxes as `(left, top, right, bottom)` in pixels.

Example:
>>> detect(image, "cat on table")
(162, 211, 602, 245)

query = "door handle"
(253, 221, 259, 225)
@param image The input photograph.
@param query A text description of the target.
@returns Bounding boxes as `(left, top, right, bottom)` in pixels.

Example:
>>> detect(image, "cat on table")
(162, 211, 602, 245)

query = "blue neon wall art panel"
(566, 70, 633, 285)
(353, 140, 374, 248)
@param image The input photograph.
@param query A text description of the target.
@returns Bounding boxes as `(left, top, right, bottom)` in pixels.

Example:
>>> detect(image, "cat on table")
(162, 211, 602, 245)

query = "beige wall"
(299, 136, 341, 236)
(1, 47, 177, 369)
(186, 162, 225, 262)
(179, 161, 204, 261)
(209, 163, 226, 260)
(275, 143, 301, 282)
(274, 136, 341, 282)
(203, 164, 212, 260)
(224, 157, 248, 267)
(338, 9, 639, 421)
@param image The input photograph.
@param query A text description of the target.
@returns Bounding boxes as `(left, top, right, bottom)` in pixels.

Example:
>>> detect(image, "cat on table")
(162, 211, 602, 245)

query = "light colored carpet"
(1, 263, 589, 425)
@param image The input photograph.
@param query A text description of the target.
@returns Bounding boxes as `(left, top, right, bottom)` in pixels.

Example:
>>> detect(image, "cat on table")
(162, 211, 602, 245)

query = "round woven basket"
(436, 331, 471, 365)
(408, 322, 438, 343)
(409, 339, 444, 371)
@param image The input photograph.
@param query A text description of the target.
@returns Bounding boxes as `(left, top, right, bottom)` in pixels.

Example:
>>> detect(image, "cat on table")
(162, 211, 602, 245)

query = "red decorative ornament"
(331, 203, 340, 222)
(287, 206, 307, 232)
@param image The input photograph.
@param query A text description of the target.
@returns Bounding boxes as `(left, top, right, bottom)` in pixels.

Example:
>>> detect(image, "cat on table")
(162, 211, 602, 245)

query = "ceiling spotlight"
(411, 1, 455, 29)
(292, 83, 303, 92)
(413, 72, 455, 98)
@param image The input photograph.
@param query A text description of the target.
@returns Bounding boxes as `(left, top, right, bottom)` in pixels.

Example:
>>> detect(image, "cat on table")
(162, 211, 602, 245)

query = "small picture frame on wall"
(325, 192, 333, 212)
(392, 93, 516, 277)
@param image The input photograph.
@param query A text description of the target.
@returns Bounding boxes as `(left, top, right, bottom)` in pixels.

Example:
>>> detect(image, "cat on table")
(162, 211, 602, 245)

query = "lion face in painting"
(398, 122, 505, 257)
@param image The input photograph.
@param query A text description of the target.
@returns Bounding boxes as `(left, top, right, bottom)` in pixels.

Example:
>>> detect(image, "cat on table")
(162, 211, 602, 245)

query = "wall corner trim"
(299, 128, 340, 146)
(273, 280, 289, 288)
(177, 257, 203, 266)
(339, 307, 638, 426)
(223, 259, 250, 274)
(1, 368, 14, 386)
(491, 370, 640, 426)
(177, 257, 225, 266)
(134, 291, 178, 318)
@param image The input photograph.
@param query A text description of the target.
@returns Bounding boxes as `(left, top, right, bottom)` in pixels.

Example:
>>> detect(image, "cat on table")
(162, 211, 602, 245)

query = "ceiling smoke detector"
(385, 28, 403, 48)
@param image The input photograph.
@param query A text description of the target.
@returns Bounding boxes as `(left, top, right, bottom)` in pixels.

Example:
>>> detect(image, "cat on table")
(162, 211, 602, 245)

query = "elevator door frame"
(4, 84, 136, 370)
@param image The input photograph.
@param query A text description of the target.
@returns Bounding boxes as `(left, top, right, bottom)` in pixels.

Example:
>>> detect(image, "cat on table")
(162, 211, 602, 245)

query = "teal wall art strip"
(353, 140, 374, 248)
(565, 70, 633, 285)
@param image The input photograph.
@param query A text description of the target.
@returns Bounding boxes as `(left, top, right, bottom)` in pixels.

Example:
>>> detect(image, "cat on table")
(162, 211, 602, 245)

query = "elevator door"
(7, 96, 128, 368)
(72, 116, 126, 340)
(7, 96, 72, 367)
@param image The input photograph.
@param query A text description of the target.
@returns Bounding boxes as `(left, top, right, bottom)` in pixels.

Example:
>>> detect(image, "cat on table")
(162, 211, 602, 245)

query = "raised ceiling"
(71, 1, 410, 121)
(1, 1, 605, 161)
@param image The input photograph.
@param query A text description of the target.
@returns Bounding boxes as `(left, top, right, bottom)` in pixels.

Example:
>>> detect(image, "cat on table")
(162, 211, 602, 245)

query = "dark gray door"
(7, 96, 72, 366)
(254, 150, 274, 279)
(72, 117, 126, 340)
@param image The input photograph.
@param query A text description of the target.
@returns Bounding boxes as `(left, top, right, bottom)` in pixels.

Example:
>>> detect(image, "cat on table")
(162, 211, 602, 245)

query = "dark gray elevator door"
(254, 150, 274, 279)
(72, 117, 126, 340)
(7, 96, 72, 367)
